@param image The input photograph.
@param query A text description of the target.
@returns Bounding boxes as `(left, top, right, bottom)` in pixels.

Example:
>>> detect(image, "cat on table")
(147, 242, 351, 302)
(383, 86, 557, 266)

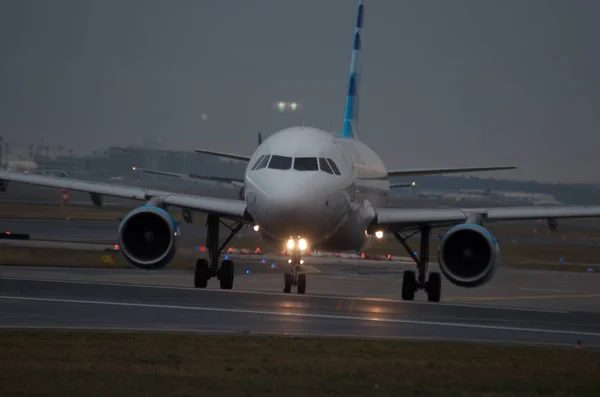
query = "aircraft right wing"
(0, 171, 251, 222)
(372, 205, 600, 231)
(132, 167, 244, 187)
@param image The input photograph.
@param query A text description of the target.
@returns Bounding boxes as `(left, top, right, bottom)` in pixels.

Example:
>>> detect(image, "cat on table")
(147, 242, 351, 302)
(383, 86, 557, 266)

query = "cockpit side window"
(255, 155, 271, 170)
(293, 157, 319, 171)
(268, 155, 293, 170)
(319, 157, 334, 174)
(251, 155, 265, 170)
(326, 158, 341, 175)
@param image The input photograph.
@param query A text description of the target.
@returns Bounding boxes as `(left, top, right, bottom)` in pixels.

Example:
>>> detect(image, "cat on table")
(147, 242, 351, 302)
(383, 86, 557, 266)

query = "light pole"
(272, 101, 304, 126)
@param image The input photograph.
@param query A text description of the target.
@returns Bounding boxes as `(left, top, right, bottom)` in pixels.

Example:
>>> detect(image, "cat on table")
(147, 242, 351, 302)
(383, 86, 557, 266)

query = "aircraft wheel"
(194, 259, 210, 288)
(297, 273, 306, 294)
(219, 259, 234, 290)
(401, 270, 416, 301)
(283, 273, 292, 293)
(426, 272, 441, 302)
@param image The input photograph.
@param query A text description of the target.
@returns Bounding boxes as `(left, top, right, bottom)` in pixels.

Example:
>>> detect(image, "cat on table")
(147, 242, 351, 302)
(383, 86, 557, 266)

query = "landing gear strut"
(393, 226, 441, 302)
(283, 253, 306, 294)
(194, 214, 243, 290)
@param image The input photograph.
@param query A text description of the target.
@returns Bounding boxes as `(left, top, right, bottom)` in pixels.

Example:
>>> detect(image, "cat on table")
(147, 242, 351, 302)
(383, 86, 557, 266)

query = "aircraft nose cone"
(255, 183, 327, 239)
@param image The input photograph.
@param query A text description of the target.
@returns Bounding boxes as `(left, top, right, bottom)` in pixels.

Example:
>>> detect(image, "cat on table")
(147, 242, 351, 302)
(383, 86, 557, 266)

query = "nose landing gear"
(283, 254, 306, 294)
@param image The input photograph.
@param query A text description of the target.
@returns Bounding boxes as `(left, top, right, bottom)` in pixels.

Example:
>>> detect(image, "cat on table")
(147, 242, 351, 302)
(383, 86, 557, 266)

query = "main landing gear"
(283, 253, 306, 294)
(393, 226, 441, 302)
(194, 214, 243, 290)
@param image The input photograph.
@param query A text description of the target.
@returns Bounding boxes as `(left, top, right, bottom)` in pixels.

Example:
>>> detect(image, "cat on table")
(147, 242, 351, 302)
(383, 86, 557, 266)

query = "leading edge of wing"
(0, 171, 249, 221)
(193, 149, 252, 162)
(375, 205, 600, 227)
(387, 166, 516, 178)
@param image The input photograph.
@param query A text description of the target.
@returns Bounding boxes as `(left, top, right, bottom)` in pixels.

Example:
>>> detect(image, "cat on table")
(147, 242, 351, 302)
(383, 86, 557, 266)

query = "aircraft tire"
(194, 259, 210, 288)
(283, 273, 292, 293)
(401, 270, 416, 301)
(426, 272, 441, 302)
(297, 273, 306, 294)
(219, 260, 235, 290)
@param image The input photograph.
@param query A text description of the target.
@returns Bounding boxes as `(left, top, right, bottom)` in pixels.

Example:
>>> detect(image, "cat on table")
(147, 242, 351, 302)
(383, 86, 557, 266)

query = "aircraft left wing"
(387, 166, 516, 177)
(0, 171, 250, 222)
(373, 205, 600, 230)
(132, 167, 244, 187)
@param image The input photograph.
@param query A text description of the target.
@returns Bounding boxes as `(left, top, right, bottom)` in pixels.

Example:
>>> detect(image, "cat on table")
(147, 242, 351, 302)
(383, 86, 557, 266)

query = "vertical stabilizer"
(340, 0, 364, 140)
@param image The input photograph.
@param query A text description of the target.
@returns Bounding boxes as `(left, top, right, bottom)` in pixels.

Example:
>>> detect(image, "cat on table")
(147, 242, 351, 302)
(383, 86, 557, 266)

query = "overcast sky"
(1, 0, 599, 183)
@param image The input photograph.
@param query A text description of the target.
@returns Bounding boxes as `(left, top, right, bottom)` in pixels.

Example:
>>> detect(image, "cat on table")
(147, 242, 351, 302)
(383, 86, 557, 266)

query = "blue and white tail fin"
(340, 0, 364, 140)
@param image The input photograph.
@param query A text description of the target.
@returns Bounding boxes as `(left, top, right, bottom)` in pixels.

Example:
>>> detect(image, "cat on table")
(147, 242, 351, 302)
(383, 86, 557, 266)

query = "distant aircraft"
(2, 160, 37, 173)
(3, 0, 600, 302)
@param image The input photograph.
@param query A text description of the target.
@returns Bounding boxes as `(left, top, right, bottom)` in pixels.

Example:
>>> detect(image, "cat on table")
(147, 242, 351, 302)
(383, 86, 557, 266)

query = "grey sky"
(1, 0, 599, 183)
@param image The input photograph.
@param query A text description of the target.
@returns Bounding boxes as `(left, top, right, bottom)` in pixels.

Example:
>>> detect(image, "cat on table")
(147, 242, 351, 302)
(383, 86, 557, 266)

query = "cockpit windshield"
(255, 155, 270, 170)
(252, 155, 340, 175)
(293, 157, 319, 171)
(268, 155, 293, 170)
(318, 158, 333, 174)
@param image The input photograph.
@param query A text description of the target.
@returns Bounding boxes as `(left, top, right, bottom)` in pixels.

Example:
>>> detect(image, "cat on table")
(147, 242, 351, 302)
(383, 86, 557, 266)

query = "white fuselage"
(244, 126, 389, 252)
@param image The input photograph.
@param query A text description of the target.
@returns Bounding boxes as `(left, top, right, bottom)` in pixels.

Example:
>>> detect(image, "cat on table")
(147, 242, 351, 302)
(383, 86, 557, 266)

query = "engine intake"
(118, 205, 178, 270)
(438, 223, 499, 288)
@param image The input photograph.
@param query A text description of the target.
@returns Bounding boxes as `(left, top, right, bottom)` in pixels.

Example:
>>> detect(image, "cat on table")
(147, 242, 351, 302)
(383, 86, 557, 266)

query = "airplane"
(3, 0, 600, 302)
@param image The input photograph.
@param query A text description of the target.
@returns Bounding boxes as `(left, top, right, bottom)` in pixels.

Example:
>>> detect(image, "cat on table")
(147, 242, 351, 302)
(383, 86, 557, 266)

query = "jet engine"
(118, 205, 179, 270)
(437, 223, 499, 288)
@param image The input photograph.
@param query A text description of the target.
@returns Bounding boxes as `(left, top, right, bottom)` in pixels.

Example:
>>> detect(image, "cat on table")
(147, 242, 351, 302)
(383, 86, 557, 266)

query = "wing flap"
(387, 166, 516, 177)
(0, 171, 249, 221)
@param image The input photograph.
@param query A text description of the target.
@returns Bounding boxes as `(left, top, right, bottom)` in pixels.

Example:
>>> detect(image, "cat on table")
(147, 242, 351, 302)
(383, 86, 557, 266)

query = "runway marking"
(518, 287, 579, 294)
(0, 295, 595, 338)
(0, 325, 598, 348)
(445, 293, 600, 302)
(0, 276, 569, 313)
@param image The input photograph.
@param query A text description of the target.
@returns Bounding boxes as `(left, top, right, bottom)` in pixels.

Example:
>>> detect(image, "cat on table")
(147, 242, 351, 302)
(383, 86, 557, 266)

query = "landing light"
(253, 225, 260, 232)
(300, 260, 304, 265)
(298, 238, 308, 251)
(286, 239, 295, 249)
(375, 230, 384, 239)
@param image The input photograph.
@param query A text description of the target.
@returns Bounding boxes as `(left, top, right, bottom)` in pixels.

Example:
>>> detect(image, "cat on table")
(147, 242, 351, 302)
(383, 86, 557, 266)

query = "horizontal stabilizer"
(390, 182, 416, 189)
(387, 166, 516, 178)
(132, 167, 244, 187)
(193, 149, 251, 162)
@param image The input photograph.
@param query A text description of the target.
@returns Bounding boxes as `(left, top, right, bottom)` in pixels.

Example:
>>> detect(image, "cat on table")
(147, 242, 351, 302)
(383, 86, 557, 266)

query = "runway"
(1, 265, 600, 347)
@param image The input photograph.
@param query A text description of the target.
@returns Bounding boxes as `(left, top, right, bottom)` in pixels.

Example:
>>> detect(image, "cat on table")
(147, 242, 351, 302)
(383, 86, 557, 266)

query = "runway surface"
(1, 264, 600, 347)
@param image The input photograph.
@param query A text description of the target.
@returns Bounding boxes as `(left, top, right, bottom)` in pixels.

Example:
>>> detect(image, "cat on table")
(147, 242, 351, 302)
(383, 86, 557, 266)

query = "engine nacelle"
(118, 205, 179, 270)
(438, 223, 499, 288)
